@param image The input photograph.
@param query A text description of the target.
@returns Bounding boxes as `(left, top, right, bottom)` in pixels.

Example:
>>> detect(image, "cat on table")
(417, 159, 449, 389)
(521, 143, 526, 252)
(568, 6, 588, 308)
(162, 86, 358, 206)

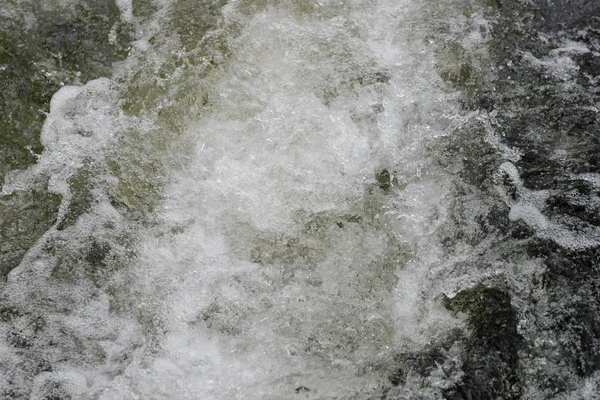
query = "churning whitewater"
(109, 2, 462, 398)
(2, 0, 600, 398)
(1, 1, 466, 397)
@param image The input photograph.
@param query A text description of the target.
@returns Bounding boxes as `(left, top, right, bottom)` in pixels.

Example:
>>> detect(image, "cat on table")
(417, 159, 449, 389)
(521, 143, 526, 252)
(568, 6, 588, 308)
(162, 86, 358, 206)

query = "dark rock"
(443, 285, 522, 400)
(85, 241, 111, 267)
(528, 242, 600, 376)
(388, 346, 448, 387)
(7, 330, 32, 349)
(294, 386, 311, 393)
(376, 169, 391, 193)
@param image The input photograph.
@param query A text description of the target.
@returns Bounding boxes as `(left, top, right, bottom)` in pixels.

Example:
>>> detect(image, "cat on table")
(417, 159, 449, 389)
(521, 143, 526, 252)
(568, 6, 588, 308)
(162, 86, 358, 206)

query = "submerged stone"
(0, 185, 61, 280)
(132, 0, 159, 18)
(443, 285, 523, 400)
(169, 0, 229, 50)
(388, 345, 450, 387)
(432, 0, 600, 394)
(545, 180, 600, 227)
(0, 29, 54, 187)
(376, 169, 392, 193)
(0, 1, 132, 186)
(528, 242, 600, 378)
(57, 168, 94, 231)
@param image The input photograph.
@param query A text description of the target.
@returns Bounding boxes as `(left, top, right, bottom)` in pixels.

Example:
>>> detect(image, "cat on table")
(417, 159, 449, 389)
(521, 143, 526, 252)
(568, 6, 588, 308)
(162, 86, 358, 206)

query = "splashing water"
(3, 0, 600, 399)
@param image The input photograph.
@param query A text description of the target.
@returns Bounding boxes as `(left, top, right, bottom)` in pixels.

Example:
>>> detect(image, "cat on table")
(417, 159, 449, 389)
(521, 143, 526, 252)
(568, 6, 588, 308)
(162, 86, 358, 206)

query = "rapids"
(1, 0, 600, 399)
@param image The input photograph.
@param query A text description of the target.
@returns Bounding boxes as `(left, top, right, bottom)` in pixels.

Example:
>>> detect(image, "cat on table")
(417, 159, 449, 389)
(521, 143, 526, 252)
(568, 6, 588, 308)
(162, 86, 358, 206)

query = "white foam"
(2, 78, 127, 197)
(522, 51, 580, 81)
(95, 1, 465, 397)
(1, 0, 493, 398)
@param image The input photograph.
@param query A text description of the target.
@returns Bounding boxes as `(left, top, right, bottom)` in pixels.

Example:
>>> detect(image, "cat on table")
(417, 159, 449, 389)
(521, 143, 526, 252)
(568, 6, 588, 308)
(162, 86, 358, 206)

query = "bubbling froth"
(102, 1, 464, 398)
(1, 0, 473, 398)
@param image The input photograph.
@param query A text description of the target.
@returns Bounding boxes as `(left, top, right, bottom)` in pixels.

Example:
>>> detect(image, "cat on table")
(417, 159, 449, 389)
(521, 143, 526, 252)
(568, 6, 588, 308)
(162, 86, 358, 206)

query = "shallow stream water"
(1, 0, 600, 399)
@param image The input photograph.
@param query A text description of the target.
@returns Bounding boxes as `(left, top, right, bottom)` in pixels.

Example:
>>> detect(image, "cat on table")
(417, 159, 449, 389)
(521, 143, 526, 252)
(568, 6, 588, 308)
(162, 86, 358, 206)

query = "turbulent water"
(1, 0, 600, 399)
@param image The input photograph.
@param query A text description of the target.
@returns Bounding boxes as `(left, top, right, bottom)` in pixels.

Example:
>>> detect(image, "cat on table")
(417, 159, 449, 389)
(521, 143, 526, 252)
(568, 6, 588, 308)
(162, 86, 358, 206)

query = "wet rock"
(436, 41, 477, 92)
(6, 330, 32, 349)
(294, 386, 311, 393)
(0, 185, 62, 280)
(0, 29, 55, 187)
(388, 346, 448, 387)
(508, 219, 535, 239)
(545, 180, 600, 227)
(169, 0, 229, 50)
(473, 0, 600, 192)
(574, 51, 600, 78)
(437, 120, 501, 189)
(440, 0, 600, 392)
(356, 70, 391, 86)
(37, 380, 73, 400)
(0, 0, 132, 186)
(85, 241, 111, 267)
(443, 285, 523, 400)
(132, 0, 159, 18)
(375, 169, 392, 193)
(528, 242, 600, 377)
(194, 300, 243, 336)
(57, 168, 94, 231)
(40, 1, 131, 80)
(0, 309, 21, 328)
